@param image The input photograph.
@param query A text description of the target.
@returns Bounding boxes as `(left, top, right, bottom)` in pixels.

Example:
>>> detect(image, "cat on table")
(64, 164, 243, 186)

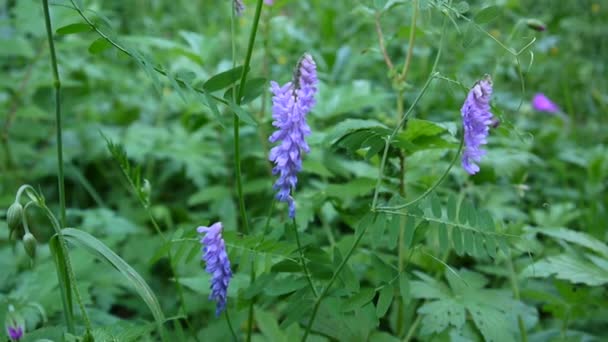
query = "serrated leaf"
(376, 286, 393, 318)
(56, 23, 91, 35)
(88, 37, 112, 54)
(535, 228, 608, 258)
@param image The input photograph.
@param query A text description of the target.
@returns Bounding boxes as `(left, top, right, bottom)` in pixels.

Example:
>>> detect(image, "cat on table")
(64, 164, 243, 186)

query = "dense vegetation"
(1, 0, 607, 341)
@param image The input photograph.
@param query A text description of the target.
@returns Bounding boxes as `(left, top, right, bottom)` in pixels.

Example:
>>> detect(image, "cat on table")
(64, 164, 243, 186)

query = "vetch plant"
(461, 75, 494, 175)
(197, 222, 233, 316)
(269, 53, 318, 218)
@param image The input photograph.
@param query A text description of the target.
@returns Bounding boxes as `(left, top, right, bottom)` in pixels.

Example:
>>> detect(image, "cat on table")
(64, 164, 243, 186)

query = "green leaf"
(376, 286, 393, 318)
(462, 228, 474, 256)
(452, 226, 464, 256)
(447, 193, 458, 221)
(227, 101, 258, 126)
(256, 308, 287, 341)
(474, 6, 501, 24)
(324, 119, 389, 145)
(342, 288, 375, 312)
(88, 37, 112, 54)
(521, 254, 608, 286)
(485, 235, 497, 258)
(56, 23, 92, 35)
(403, 216, 417, 249)
(535, 228, 608, 258)
(430, 193, 442, 218)
(203, 66, 245, 92)
(438, 223, 449, 252)
(60, 228, 166, 336)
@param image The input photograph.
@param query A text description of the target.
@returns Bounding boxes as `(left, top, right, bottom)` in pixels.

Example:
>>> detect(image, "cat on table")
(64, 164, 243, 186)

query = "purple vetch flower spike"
(532, 93, 560, 113)
(197, 222, 232, 316)
(269, 53, 318, 218)
(461, 75, 494, 175)
(233, 0, 245, 16)
(264, 0, 274, 5)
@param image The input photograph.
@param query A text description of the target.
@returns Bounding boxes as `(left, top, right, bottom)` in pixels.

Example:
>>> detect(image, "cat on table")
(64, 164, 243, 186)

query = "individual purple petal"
(532, 93, 560, 113)
(461, 75, 494, 175)
(197, 222, 232, 316)
(269, 53, 318, 217)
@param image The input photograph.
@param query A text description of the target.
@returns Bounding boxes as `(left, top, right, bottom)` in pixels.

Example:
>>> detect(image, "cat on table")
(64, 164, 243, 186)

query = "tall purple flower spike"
(532, 93, 560, 113)
(461, 75, 494, 175)
(269, 53, 318, 217)
(197, 222, 232, 316)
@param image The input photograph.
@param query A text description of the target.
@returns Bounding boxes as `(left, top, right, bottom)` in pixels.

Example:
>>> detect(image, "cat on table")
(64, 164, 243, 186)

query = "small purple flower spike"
(264, 0, 274, 5)
(269, 53, 318, 217)
(461, 75, 494, 175)
(7, 326, 23, 341)
(197, 222, 232, 316)
(532, 93, 560, 113)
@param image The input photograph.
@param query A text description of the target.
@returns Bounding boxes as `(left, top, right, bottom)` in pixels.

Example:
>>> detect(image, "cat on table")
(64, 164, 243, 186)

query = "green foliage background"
(1, 0, 607, 341)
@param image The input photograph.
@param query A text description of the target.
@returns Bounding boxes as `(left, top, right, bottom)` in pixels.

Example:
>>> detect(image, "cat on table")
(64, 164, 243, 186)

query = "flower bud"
(526, 19, 546, 32)
(7, 202, 23, 232)
(22, 233, 37, 260)
(5, 306, 24, 341)
(141, 179, 151, 203)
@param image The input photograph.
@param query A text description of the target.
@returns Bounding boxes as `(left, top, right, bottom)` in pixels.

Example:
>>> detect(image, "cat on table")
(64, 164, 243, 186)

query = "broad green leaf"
(324, 119, 389, 145)
(56, 23, 92, 35)
(88, 37, 112, 54)
(375, 286, 393, 318)
(418, 299, 466, 335)
(485, 235, 497, 258)
(203, 66, 245, 92)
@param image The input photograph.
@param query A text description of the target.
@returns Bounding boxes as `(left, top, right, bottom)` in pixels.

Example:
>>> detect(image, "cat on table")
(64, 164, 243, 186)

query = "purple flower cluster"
(269, 54, 318, 217)
(197, 222, 232, 316)
(461, 76, 494, 175)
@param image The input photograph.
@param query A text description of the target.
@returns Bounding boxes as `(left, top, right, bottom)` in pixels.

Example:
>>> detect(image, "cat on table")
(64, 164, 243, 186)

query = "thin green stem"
(399, 0, 418, 82)
(225, 309, 239, 342)
(42, 0, 66, 228)
(38, 202, 92, 333)
(301, 222, 371, 341)
(507, 256, 528, 342)
(292, 218, 318, 297)
(233, 2, 265, 341)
